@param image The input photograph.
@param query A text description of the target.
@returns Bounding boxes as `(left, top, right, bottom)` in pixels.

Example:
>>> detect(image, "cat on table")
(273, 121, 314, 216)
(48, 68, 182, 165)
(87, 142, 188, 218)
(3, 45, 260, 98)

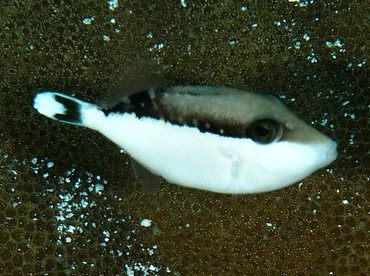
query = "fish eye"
(249, 119, 283, 144)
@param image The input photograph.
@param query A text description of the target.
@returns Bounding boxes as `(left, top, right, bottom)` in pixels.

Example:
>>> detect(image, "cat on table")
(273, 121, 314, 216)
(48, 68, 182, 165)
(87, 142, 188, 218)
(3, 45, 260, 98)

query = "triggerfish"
(33, 80, 337, 194)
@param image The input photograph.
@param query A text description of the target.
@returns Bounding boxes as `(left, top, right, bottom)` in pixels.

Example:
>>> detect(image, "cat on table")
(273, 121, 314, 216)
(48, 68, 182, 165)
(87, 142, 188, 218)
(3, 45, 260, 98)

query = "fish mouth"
(326, 140, 338, 163)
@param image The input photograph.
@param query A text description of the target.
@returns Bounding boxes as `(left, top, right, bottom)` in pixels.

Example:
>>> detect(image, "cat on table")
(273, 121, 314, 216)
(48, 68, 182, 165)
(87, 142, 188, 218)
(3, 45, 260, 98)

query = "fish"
(33, 84, 338, 194)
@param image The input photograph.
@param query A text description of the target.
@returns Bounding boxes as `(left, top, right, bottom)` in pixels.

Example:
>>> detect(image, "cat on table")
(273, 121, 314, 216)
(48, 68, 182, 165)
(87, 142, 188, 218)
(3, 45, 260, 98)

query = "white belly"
(82, 106, 335, 194)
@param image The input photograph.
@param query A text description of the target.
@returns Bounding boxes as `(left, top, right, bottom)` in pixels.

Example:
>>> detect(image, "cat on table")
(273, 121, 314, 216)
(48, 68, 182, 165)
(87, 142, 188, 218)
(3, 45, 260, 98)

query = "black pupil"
(256, 125, 269, 137)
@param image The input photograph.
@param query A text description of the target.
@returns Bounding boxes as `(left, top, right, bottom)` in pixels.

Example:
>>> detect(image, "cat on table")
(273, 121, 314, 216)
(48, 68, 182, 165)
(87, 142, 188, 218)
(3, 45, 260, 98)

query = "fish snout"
(325, 140, 338, 164)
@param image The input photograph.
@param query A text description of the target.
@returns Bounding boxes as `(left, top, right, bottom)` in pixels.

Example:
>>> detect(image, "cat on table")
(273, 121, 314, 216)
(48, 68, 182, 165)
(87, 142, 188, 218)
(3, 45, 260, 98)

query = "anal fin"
(130, 157, 161, 193)
(231, 194, 244, 200)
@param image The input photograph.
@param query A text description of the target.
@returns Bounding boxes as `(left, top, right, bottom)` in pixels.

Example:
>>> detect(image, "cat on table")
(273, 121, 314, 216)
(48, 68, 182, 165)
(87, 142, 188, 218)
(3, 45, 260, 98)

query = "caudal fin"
(33, 92, 88, 126)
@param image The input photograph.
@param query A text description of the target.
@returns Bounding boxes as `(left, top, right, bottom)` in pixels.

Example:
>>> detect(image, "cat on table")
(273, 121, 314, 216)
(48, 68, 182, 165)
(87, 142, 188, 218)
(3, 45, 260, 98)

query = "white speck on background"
(141, 219, 152, 227)
(82, 16, 95, 25)
(108, 0, 119, 11)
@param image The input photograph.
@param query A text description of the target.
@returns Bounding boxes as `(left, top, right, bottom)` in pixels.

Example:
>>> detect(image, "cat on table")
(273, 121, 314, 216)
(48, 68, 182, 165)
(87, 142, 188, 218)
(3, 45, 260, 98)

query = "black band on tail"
(53, 94, 82, 124)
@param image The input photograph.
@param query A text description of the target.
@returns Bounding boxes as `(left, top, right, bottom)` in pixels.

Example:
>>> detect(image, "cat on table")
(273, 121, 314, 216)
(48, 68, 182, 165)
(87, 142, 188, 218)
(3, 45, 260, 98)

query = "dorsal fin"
(100, 60, 164, 108)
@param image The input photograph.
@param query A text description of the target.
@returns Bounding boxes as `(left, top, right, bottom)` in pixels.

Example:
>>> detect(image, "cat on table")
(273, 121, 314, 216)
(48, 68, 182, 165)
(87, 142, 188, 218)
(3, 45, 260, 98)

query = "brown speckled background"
(0, 0, 368, 275)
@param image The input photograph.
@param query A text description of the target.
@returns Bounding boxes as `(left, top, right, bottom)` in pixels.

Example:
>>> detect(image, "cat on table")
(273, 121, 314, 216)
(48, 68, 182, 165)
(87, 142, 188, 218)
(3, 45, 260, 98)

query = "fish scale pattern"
(0, 0, 368, 275)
